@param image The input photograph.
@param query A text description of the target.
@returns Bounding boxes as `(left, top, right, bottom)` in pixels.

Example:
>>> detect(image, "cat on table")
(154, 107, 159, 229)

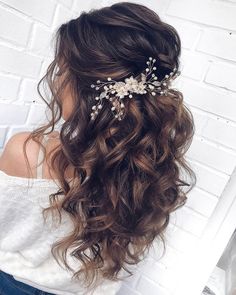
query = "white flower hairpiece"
(90, 56, 180, 121)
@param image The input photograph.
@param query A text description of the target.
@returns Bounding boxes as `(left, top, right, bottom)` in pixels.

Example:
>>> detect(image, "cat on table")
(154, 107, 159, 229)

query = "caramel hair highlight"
(22, 2, 196, 292)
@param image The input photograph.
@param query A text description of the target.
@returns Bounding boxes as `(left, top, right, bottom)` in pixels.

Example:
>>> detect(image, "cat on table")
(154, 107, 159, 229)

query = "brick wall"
(0, 1, 236, 295)
(0, 0, 68, 149)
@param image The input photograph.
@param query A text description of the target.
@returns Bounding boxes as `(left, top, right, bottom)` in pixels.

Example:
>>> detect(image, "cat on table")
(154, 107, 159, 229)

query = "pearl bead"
(96, 80, 100, 83)
(95, 87, 99, 90)
(91, 84, 95, 88)
(151, 92, 156, 96)
(95, 97, 99, 100)
(129, 94, 132, 98)
(149, 57, 152, 60)
(146, 68, 149, 72)
(98, 105, 102, 109)
(153, 66, 156, 70)
(107, 77, 111, 81)
(111, 106, 115, 111)
(154, 77, 157, 80)
(92, 106, 96, 110)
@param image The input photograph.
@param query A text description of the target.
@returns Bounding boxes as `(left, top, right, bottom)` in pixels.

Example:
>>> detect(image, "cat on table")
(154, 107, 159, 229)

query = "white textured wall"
(0, 1, 236, 295)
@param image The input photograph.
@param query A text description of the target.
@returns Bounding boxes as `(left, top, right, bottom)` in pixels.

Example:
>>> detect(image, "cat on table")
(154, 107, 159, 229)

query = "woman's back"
(0, 2, 196, 294)
(0, 132, 124, 295)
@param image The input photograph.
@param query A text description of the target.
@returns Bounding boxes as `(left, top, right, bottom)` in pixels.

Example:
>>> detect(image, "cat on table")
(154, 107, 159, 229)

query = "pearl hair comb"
(90, 57, 180, 121)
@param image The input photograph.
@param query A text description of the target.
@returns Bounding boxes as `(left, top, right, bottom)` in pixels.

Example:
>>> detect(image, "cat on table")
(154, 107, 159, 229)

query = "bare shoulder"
(0, 130, 74, 180)
(0, 131, 43, 178)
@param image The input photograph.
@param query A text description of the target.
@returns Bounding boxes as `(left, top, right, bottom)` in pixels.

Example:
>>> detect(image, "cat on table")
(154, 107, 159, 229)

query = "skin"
(61, 82, 74, 121)
(0, 70, 75, 179)
(55, 69, 74, 121)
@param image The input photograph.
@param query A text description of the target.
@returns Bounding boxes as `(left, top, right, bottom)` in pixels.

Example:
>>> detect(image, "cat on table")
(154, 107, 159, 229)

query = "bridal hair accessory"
(90, 56, 180, 121)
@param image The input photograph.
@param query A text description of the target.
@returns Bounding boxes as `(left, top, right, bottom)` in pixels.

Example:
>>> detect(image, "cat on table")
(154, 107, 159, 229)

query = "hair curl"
(22, 1, 196, 292)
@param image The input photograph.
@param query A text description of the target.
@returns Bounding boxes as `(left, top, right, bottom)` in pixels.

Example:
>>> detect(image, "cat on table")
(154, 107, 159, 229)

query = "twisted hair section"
(22, 2, 196, 291)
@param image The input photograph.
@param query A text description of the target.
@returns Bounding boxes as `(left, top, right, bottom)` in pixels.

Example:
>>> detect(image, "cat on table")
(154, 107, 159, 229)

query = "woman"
(0, 2, 196, 294)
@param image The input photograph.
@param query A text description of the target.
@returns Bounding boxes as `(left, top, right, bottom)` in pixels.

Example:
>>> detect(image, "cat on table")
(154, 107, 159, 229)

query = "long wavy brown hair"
(22, 1, 196, 291)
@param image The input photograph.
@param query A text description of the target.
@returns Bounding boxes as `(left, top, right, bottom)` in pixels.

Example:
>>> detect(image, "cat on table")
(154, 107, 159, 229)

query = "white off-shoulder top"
(0, 134, 123, 295)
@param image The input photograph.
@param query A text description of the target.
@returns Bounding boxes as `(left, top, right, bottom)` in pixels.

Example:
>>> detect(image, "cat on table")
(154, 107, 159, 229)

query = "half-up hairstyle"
(22, 1, 197, 292)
